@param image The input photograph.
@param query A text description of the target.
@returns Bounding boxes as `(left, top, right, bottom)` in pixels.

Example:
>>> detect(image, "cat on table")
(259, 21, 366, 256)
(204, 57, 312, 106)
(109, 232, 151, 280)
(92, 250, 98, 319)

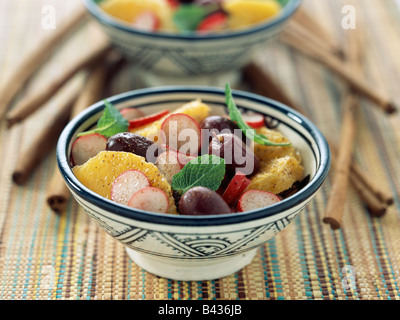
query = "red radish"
(160, 113, 201, 155)
(132, 11, 160, 31)
(197, 12, 227, 33)
(71, 133, 107, 166)
(242, 112, 265, 128)
(161, 145, 196, 167)
(120, 108, 145, 121)
(110, 170, 150, 206)
(155, 151, 182, 183)
(177, 152, 196, 167)
(237, 190, 281, 212)
(128, 109, 170, 130)
(222, 171, 251, 206)
(128, 187, 169, 213)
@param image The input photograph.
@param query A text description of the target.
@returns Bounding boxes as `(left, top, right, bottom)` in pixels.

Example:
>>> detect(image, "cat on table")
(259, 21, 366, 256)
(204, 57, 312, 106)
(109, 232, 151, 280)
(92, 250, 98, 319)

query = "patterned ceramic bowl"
(57, 86, 330, 281)
(83, 0, 301, 85)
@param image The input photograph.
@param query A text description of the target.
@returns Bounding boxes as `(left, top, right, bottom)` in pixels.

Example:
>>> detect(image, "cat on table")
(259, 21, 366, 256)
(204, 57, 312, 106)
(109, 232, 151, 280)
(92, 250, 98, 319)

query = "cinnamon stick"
(12, 90, 79, 185)
(0, 4, 87, 120)
(6, 39, 111, 128)
(329, 142, 394, 207)
(323, 94, 358, 229)
(46, 53, 125, 213)
(242, 62, 393, 215)
(286, 20, 344, 60)
(280, 28, 397, 114)
(328, 142, 390, 217)
(292, 7, 344, 59)
(349, 170, 387, 217)
(323, 15, 387, 228)
(323, 23, 362, 229)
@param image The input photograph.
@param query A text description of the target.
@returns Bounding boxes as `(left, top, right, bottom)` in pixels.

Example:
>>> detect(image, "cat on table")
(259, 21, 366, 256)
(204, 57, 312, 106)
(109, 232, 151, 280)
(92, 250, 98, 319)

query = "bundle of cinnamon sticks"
(0, 4, 125, 212)
(244, 4, 394, 229)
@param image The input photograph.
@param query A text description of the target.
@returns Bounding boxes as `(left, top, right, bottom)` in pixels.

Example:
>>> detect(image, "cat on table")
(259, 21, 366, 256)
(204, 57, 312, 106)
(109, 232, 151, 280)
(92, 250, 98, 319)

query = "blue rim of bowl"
(57, 86, 330, 226)
(83, 0, 302, 41)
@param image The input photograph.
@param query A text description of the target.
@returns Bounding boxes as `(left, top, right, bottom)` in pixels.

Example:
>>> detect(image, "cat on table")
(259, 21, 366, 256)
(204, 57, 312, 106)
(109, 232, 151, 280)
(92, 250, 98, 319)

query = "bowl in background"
(83, 0, 301, 86)
(57, 86, 330, 281)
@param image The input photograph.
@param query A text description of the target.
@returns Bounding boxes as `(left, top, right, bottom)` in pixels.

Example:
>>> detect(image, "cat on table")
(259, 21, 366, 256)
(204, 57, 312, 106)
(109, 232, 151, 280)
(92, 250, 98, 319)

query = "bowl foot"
(125, 247, 258, 281)
(137, 69, 242, 88)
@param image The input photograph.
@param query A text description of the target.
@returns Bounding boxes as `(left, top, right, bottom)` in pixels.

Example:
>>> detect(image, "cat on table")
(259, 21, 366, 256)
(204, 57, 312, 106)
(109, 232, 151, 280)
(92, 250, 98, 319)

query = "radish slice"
(132, 11, 160, 31)
(160, 113, 201, 155)
(110, 170, 150, 205)
(128, 187, 169, 213)
(177, 152, 196, 167)
(155, 151, 182, 183)
(71, 133, 107, 166)
(161, 145, 197, 167)
(242, 112, 265, 128)
(237, 190, 280, 212)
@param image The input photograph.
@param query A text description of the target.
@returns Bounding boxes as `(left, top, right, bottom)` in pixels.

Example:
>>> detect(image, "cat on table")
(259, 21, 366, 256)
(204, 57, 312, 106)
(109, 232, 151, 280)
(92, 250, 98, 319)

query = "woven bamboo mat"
(0, 0, 399, 301)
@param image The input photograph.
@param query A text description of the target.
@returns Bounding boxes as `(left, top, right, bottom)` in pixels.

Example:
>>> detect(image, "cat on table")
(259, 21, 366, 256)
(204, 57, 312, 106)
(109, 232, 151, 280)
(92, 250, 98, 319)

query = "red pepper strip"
(222, 171, 251, 206)
(128, 109, 170, 129)
(197, 11, 227, 33)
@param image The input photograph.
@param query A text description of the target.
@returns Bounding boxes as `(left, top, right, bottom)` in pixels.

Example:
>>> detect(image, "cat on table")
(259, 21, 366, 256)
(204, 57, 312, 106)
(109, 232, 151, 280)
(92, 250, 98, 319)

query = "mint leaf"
(171, 154, 225, 194)
(78, 100, 128, 138)
(173, 5, 208, 32)
(225, 83, 291, 147)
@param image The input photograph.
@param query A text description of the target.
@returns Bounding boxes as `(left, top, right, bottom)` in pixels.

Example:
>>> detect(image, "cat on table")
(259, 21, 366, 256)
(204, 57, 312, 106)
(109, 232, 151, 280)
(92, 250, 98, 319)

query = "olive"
(172, 190, 183, 213)
(179, 187, 232, 216)
(200, 115, 248, 150)
(209, 133, 260, 176)
(106, 132, 160, 163)
(201, 116, 240, 138)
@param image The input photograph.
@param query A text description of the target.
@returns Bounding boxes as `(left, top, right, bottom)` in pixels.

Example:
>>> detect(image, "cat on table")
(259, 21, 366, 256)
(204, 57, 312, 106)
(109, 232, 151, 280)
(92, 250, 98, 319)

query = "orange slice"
(223, 0, 282, 29)
(247, 155, 304, 194)
(72, 151, 178, 214)
(100, 0, 174, 30)
(253, 126, 302, 163)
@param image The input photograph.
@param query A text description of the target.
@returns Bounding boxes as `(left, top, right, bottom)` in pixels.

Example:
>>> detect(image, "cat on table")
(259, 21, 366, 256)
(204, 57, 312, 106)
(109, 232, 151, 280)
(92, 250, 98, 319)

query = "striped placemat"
(0, 0, 399, 300)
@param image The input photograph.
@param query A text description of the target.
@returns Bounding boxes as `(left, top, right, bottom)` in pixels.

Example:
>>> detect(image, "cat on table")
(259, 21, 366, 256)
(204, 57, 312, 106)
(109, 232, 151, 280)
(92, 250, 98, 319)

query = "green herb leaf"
(225, 83, 291, 147)
(171, 154, 226, 195)
(77, 100, 128, 138)
(173, 4, 208, 32)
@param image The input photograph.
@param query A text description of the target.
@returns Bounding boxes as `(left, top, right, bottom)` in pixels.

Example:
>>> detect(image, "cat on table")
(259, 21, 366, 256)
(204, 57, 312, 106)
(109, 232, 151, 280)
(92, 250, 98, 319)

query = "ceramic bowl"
(57, 86, 330, 281)
(83, 0, 301, 85)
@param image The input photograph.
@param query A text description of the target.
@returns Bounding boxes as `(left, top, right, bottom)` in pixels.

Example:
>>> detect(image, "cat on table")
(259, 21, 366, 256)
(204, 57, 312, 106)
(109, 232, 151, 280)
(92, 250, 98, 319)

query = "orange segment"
(223, 0, 282, 29)
(248, 126, 304, 194)
(247, 155, 304, 194)
(254, 127, 302, 163)
(100, 0, 174, 30)
(72, 151, 178, 214)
